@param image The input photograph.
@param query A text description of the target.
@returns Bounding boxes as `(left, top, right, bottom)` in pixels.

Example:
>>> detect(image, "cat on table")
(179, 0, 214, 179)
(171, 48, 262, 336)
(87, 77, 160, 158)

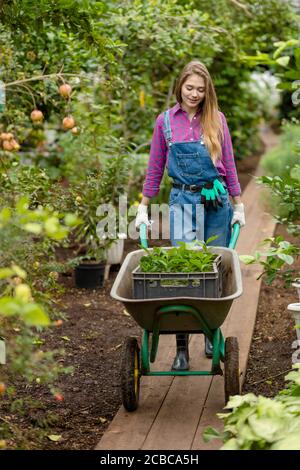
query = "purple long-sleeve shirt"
(142, 102, 241, 198)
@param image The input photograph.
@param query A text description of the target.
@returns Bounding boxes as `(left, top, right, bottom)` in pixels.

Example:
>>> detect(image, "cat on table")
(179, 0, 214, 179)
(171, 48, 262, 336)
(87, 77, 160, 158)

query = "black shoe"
(172, 334, 189, 371)
(205, 336, 213, 358)
(171, 350, 189, 371)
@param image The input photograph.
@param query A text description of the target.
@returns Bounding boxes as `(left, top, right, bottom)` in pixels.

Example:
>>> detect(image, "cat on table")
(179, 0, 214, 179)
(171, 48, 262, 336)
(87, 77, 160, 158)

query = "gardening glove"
(200, 188, 210, 210)
(213, 178, 226, 196)
(135, 203, 153, 229)
(231, 203, 245, 227)
(201, 186, 218, 211)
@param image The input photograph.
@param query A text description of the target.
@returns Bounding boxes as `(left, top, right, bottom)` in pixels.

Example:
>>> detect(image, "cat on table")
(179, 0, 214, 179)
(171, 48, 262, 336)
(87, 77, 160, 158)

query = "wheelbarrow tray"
(110, 246, 242, 332)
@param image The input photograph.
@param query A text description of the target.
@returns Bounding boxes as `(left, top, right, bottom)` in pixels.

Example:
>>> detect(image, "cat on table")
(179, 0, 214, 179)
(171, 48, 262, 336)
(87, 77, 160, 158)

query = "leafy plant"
(240, 236, 300, 286)
(0, 197, 79, 406)
(204, 364, 300, 450)
(257, 165, 300, 236)
(139, 238, 219, 273)
(260, 123, 300, 181)
(69, 174, 112, 261)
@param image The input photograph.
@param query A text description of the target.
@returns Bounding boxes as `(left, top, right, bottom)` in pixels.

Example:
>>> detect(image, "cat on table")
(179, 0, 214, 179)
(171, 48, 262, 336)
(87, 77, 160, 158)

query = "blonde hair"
(174, 60, 224, 163)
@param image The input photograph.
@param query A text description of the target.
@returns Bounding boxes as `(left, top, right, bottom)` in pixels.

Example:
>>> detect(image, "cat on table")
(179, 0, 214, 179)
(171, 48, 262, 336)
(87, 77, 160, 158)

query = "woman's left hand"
(231, 203, 245, 227)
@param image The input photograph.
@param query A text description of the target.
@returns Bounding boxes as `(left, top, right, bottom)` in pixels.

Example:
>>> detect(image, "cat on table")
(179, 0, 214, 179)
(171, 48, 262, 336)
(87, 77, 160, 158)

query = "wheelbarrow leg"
(171, 333, 189, 371)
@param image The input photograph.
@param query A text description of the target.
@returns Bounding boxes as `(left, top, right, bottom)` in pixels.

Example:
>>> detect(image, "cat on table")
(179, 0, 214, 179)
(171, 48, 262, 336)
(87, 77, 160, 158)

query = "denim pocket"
(176, 153, 204, 178)
(177, 153, 203, 178)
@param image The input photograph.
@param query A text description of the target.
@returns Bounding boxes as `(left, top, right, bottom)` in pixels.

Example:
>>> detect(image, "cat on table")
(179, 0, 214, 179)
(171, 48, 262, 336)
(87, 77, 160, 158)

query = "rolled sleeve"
(142, 114, 167, 198)
(220, 112, 241, 197)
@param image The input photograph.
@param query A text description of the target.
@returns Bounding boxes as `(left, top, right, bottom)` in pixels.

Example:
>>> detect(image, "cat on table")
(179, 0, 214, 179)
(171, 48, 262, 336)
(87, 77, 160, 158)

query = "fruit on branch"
(59, 83, 72, 98)
(2, 140, 15, 151)
(0, 132, 14, 141)
(71, 126, 79, 135)
(10, 139, 20, 151)
(62, 116, 75, 130)
(1, 135, 20, 151)
(31, 109, 44, 122)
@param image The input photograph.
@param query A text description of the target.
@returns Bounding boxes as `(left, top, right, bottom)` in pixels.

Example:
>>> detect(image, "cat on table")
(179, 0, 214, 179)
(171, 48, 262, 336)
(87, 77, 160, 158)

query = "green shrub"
(261, 122, 300, 180)
(204, 364, 300, 450)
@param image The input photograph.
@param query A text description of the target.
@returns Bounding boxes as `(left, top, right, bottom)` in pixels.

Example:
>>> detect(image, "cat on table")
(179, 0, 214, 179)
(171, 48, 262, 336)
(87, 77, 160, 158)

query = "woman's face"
(181, 74, 205, 111)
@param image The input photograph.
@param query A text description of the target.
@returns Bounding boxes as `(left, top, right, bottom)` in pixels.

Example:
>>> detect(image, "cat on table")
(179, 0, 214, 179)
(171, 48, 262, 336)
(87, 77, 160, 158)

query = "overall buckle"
(190, 185, 198, 192)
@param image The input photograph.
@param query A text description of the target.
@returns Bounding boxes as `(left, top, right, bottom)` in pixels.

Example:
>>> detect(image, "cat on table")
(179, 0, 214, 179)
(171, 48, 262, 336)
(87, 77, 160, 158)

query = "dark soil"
(3, 139, 296, 450)
(243, 224, 300, 397)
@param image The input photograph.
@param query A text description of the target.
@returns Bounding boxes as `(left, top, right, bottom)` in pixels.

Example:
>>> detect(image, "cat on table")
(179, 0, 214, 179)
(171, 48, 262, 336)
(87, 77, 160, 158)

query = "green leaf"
(12, 265, 27, 279)
(290, 166, 300, 181)
(47, 434, 62, 442)
(248, 415, 285, 442)
(16, 196, 29, 214)
(239, 255, 256, 265)
(277, 253, 294, 265)
(22, 303, 50, 327)
(60, 336, 71, 342)
(202, 427, 222, 442)
(0, 207, 12, 222)
(225, 394, 257, 409)
(221, 438, 240, 450)
(23, 223, 42, 234)
(271, 433, 300, 450)
(0, 298, 20, 316)
(64, 213, 80, 227)
(283, 70, 300, 80)
(44, 217, 59, 235)
(276, 56, 290, 67)
(0, 268, 14, 280)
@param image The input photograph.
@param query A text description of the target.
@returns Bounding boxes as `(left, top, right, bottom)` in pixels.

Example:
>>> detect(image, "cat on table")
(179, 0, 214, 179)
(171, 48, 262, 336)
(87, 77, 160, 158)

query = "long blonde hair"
(174, 60, 223, 163)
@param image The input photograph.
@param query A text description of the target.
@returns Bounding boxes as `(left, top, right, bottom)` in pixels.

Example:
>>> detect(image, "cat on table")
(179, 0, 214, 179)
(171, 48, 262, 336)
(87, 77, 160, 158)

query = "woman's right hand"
(135, 203, 152, 229)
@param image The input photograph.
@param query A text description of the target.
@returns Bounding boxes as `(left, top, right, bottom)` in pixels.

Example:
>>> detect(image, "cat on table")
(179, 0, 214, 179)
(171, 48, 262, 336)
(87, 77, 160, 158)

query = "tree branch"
(228, 0, 253, 18)
(4, 73, 83, 88)
(247, 368, 293, 386)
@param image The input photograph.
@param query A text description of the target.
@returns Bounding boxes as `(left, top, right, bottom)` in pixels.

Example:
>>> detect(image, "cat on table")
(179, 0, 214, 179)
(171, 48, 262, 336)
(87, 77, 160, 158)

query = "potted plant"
(70, 174, 111, 289)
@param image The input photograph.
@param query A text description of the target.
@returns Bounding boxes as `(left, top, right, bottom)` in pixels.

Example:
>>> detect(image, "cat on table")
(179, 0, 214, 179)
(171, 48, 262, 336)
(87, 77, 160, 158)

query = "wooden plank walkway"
(96, 126, 279, 450)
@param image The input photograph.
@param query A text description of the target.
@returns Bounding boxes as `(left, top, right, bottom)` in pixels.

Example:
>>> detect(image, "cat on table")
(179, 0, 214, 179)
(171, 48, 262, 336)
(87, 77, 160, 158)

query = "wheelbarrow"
(110, 223, 243, 411)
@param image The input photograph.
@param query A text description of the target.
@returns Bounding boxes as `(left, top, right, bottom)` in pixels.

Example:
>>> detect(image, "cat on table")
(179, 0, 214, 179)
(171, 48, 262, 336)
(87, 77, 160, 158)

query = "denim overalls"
(163, 110, 233, 247)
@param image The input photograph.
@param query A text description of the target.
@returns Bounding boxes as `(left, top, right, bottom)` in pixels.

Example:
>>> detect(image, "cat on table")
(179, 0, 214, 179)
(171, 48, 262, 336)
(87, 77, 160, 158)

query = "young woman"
(135, 60, 245, 370)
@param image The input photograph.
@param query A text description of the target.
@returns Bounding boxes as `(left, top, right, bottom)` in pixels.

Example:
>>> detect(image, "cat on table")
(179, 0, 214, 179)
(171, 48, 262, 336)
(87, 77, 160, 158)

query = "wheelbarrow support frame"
(139, 223, 239, 378)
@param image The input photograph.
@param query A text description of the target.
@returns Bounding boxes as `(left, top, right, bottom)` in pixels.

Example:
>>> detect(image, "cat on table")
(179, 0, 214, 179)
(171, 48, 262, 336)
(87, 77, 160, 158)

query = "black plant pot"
(75, 261, 106, 289)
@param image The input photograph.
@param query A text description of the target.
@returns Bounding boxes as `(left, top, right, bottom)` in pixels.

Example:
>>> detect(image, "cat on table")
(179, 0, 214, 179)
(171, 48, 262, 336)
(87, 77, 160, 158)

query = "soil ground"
(1, 143, 298, 450)
(243, 223, 300, 397)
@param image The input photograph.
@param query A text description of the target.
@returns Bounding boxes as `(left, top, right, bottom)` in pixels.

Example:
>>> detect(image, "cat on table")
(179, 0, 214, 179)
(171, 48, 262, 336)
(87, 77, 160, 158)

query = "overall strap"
(163, 110, 172, 147)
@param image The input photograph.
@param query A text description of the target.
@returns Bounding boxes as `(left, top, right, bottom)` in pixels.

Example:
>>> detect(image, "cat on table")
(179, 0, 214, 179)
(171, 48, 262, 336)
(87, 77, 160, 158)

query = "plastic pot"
(106, 238, 125, 265)
(287, 303, 300, 341)
(75, 261, 106, 289)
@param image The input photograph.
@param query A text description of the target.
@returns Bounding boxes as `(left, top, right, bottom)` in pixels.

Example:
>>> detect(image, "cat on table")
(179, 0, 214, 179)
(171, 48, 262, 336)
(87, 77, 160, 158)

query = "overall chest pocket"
(177, 153, 204, 178)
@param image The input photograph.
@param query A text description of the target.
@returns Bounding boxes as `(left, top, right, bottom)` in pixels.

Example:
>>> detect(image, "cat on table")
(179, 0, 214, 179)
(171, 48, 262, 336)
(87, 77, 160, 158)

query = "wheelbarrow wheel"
(224, 337, 240, 405)
(121, 337, 141, 412)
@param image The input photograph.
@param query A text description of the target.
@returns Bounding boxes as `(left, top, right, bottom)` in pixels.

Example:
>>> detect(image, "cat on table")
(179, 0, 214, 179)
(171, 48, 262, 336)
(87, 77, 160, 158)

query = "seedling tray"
(132, 254, 222, 299)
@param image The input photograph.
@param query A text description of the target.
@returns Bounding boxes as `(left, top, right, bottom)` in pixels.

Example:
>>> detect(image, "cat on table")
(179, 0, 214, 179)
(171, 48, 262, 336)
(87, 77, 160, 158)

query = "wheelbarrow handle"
(139, 223, 148, 249)
(139, 222, 240, 250)
(229, 222, 240, 249)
